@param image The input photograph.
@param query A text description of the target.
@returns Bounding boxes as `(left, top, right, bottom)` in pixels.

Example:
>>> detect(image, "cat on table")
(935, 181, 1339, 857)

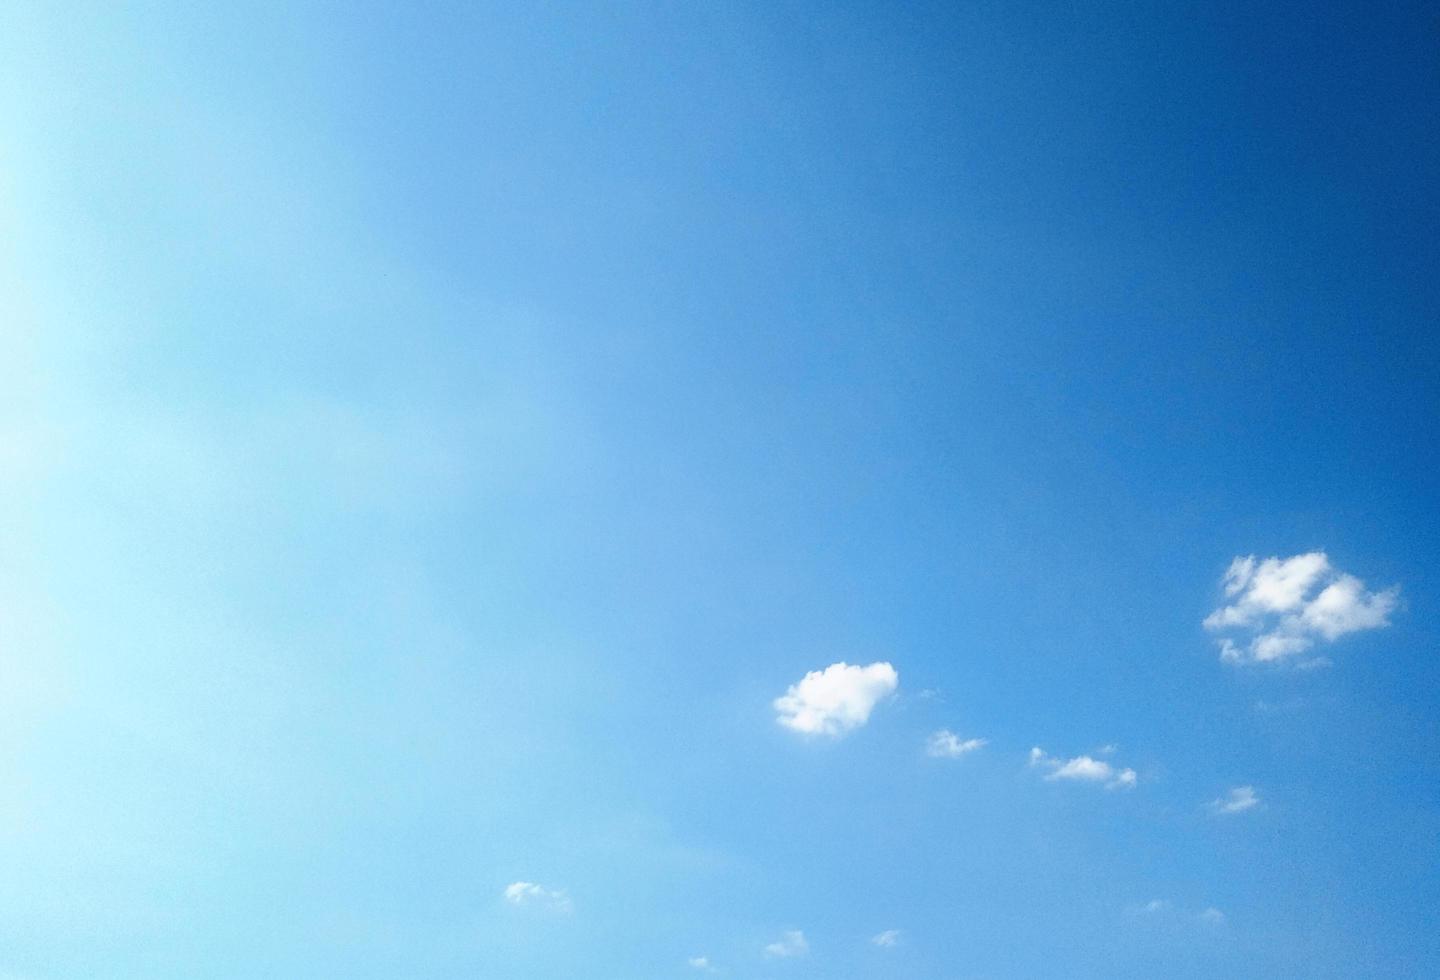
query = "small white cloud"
(1253, 632, 1310, 661)
(503, 881, 571, 911)
(687, 955, 717, 971)
(926, 729, 987, 758)
(1210, 785, 1259, 815)
(774, 662, 898, 737)
(1030, 747, 1137, 789)
(1302, 574, 1398, 639)
(871, 929, 901, 947)
(1052, 756, 1110, 780)
(1127, 899, 1226, 923)
(1126, 898, 1171, 915)
(1205, 553, 1399, 664)
(764, 930, 809, 958)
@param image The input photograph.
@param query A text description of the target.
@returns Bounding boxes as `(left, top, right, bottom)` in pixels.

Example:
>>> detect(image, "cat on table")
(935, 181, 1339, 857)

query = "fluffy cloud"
(774, 662, 898, 736)
(1204, 553, 1399, 664)
(763, 930, 809, 958)
(687, 955, 716, 972)
(871, 929, 901, 947)
(1030, 747, 1136, 789)
(503, 881, 571, 911)
(1210, 785, 1259, 815)
(1199, 907, 1226, 924)
(926, 729, 987, 758)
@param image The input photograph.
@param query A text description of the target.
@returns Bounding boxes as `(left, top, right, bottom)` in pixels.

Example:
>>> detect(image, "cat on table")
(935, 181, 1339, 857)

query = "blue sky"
(1, 2, 1437, 977)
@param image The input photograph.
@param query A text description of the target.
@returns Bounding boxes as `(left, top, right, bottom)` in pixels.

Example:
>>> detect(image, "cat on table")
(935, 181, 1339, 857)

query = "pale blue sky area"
(1, 3, 1437, 978)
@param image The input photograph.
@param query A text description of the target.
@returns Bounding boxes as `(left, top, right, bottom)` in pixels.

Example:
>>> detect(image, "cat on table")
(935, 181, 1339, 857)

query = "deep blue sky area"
(1, 3, 1437, 978)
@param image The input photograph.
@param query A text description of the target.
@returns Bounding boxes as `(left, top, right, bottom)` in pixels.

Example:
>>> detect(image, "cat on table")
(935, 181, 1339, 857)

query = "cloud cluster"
(495, 548, 1401, 967)
(1210, 785, 1259, 815)
(926, 729, 987, 758)
(763, 930, 809, 958)
(1030, 747, 1136, 789)
(1204, 553, 1399, 664)
(503, 881, 571, 911)
(774, 662, 898, 737)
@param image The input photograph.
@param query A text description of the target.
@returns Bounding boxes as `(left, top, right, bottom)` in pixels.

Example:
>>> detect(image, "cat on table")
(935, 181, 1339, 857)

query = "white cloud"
(1205, 553, 1399, 664)
(1030, 747, 1137, 790)
(1108, 767, 1138, 789)
(774, 662, 898, 737)
(926, 729, 987, 758)
(503, 881, 571, 911)
(1126, 900, 1226, 923)
(1126, 898, 1171, 915)
(1302, 574, 1397, 639)
(1210, 785, 1259, 815)
(763, 930, 809, 958)
(871, 929, 901, 947)
(1053, 756, 1110, 780)
(687, 955, 717, 971)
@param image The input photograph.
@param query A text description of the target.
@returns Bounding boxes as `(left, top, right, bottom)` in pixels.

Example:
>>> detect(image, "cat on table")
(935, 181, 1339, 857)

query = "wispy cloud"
(926, 729, 987, 758)
(1030, 747, 1136, 789)
(1210, 785, 1259, 815)
(503, 881, 571, 911)
(763, 930, 809, 958)
(1126, 899, 1224, 925)
(774, 662, 898, 737)
(871, 929, 901, 947)
(687, 955, 717, 972)
(1126, 898, 1172, 915)
(1205, 553, 1399, 664)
